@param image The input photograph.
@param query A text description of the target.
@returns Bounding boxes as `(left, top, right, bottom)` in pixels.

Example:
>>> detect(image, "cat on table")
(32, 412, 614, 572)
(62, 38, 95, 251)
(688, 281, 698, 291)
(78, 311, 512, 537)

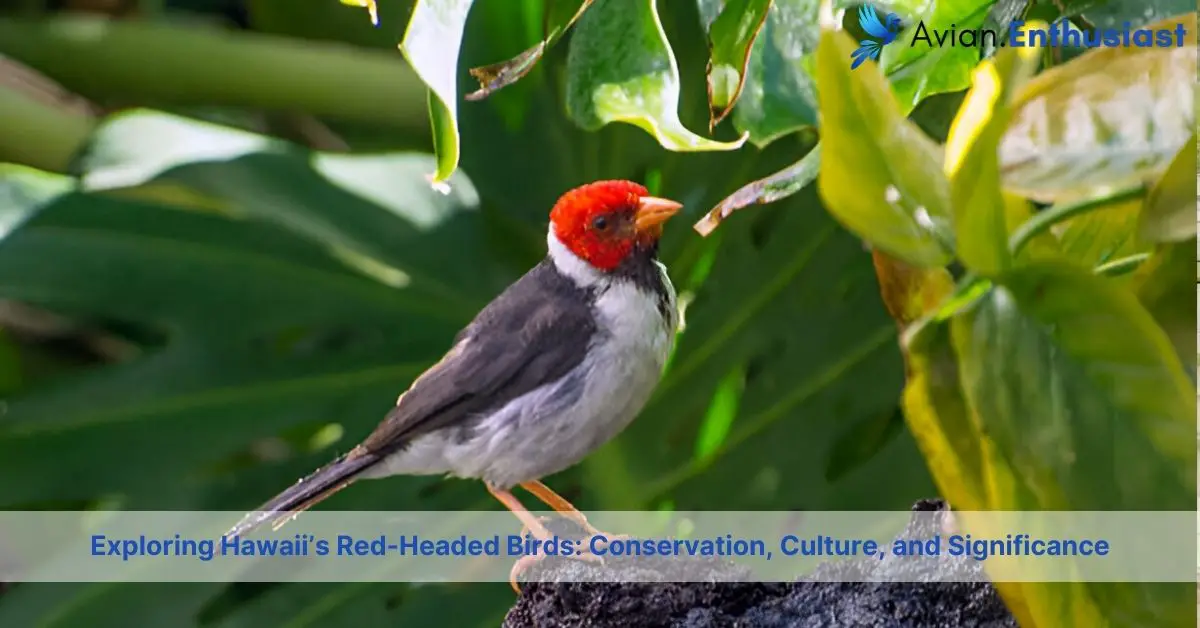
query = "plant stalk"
(0, 86, 96, 173)
(1008, 185, 1147, 255)
(0, 16, 429, 133)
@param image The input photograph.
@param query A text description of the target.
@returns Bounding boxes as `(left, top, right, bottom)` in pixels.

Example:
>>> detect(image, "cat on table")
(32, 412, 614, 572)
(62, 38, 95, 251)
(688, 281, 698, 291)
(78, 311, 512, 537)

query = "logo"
(851, 5, 903, 69)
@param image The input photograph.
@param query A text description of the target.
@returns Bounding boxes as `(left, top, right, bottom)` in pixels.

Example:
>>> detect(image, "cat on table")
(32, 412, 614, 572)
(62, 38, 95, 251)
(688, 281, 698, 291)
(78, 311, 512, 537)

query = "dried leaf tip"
(692, 209, 726, 237)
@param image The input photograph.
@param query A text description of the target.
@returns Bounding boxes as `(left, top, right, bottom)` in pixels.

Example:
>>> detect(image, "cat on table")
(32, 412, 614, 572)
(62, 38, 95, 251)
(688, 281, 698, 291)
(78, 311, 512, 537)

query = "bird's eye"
(591, 215, 609, 231)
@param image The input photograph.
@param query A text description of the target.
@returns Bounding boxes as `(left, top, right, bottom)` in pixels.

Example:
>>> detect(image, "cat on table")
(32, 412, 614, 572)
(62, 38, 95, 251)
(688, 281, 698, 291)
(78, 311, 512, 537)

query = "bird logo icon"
(850, 5, 903, 70)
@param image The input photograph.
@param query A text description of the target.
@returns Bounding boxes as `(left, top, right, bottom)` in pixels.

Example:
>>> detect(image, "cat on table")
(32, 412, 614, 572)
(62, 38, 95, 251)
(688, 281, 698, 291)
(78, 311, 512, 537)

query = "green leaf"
(702, 0, 772, 129)
(465, 0, 595, 101)
(824, 404, 904, 482)
(949, 261, 1196, 626)
(1055, 196, 1152, 271)
(397, 0, 475, 183)
(999, 14, 1197, 203)
(1132, 241, 1196, 378)
(943, 32, 1040, 275)
(0, 111, 492, 507)
(77, 110, 489, 310)
(725, 0, 822, 146)
(1138, 132, 1197, 243)
(978, 0, 1030, 57)
(1082, 0, 1194, 28)
(952, 261, 1195, 512)
(566, 0, 747, 152)
(815, 27, 954, 267)
(879, 0, 996, 111)
(694, 140, 820, 236)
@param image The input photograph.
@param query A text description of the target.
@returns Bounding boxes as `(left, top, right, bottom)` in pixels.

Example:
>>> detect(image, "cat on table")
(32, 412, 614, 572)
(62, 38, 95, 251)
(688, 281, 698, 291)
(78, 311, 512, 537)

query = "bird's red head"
(549, 180, 683, 271)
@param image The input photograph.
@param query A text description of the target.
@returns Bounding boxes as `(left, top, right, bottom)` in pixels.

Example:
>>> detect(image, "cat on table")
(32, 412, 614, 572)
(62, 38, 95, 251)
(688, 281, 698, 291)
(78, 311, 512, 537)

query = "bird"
(227, 180, 682, 591)
(851, 5, 903, 69)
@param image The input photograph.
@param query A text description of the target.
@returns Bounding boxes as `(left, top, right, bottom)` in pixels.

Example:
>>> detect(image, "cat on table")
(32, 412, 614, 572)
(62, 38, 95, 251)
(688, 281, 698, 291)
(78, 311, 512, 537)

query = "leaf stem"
(1008, 185, 1147, 255)
(1094, 253, 1151, 277)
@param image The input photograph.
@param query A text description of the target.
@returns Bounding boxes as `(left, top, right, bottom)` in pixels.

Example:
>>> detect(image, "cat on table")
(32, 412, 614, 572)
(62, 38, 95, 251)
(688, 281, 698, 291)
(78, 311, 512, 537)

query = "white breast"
(457, 266, 676, 487)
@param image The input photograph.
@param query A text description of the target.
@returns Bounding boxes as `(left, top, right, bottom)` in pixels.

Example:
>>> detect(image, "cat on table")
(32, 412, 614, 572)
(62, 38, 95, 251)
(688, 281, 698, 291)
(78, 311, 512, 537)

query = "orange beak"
(634, 196, 683, 234)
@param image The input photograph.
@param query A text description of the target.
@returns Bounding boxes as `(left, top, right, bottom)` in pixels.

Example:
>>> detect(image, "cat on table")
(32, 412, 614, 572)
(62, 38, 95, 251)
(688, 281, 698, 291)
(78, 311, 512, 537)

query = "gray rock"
(504, 499, 1018, 628)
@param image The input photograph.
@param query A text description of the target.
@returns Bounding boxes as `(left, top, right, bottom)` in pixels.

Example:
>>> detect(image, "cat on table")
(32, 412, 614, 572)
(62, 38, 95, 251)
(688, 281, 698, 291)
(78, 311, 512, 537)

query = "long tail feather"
(226, 451, 380, 538)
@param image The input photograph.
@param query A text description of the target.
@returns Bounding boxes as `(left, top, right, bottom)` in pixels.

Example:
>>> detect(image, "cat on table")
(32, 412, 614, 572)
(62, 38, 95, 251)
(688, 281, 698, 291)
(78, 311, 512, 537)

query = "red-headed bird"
(228, 180, 682, 589)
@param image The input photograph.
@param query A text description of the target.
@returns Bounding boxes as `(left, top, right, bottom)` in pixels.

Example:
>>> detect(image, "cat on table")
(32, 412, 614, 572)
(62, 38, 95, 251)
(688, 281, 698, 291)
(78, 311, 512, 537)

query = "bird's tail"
(226, 449, 380, 538)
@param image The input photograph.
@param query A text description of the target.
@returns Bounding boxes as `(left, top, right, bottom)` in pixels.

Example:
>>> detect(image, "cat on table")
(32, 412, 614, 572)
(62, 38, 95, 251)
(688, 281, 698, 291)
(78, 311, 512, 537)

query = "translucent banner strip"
(0, 510, 1193, 583)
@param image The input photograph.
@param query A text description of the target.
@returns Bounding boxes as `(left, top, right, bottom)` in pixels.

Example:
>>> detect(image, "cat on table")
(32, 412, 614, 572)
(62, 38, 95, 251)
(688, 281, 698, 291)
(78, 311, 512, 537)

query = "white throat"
(547, 228, 609, 289)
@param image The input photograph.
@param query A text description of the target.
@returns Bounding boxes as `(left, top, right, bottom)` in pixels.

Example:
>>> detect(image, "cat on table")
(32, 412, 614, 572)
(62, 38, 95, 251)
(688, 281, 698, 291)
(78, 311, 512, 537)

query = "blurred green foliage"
(0, 0, 1194, 626)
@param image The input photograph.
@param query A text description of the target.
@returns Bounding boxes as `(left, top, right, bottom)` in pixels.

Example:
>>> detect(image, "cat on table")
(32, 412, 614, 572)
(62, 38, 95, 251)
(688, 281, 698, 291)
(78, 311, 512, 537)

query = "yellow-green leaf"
(943, 32, 1041, 275)
(901, 294, 1077, 628)
(1132, 241, 1196, 377)
(1138, 132, 1197, 243)
(899, 314, 987, 510)
(815, 27, 953, 266)
(999, 14, 1197, 203)
(954, 261, 1195, 510)
(949, 261, 1196, 625)
(1056, 196, 1152, 271)
(566, 0, 747, 152)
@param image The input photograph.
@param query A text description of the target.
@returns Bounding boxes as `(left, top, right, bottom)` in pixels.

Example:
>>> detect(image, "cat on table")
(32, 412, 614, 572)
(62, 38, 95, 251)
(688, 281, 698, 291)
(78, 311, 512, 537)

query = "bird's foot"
(516, 513, 616, 546)
(516, 515, 551, 540)
(581, 531, 631, 552)
(519, 511, 622, 544)
(508, 543, 604, 593)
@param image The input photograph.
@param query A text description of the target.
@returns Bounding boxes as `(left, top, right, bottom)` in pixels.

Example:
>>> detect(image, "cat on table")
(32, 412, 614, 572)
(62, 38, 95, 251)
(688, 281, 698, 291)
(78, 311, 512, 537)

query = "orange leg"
(487, 483, 600, 593)
(520, 481, 602, 535)
(520, 480, 629, 547)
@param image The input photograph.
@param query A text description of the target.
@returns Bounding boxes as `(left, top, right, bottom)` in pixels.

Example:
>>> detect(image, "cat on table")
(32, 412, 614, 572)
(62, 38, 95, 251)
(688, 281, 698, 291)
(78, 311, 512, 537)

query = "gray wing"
(358, 259, 597, 456)
(226, 260, 599, 538)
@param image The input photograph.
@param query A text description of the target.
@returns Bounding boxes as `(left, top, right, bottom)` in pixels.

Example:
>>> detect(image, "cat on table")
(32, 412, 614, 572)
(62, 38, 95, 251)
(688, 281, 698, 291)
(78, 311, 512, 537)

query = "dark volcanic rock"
(504, 499, 1017, 628)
